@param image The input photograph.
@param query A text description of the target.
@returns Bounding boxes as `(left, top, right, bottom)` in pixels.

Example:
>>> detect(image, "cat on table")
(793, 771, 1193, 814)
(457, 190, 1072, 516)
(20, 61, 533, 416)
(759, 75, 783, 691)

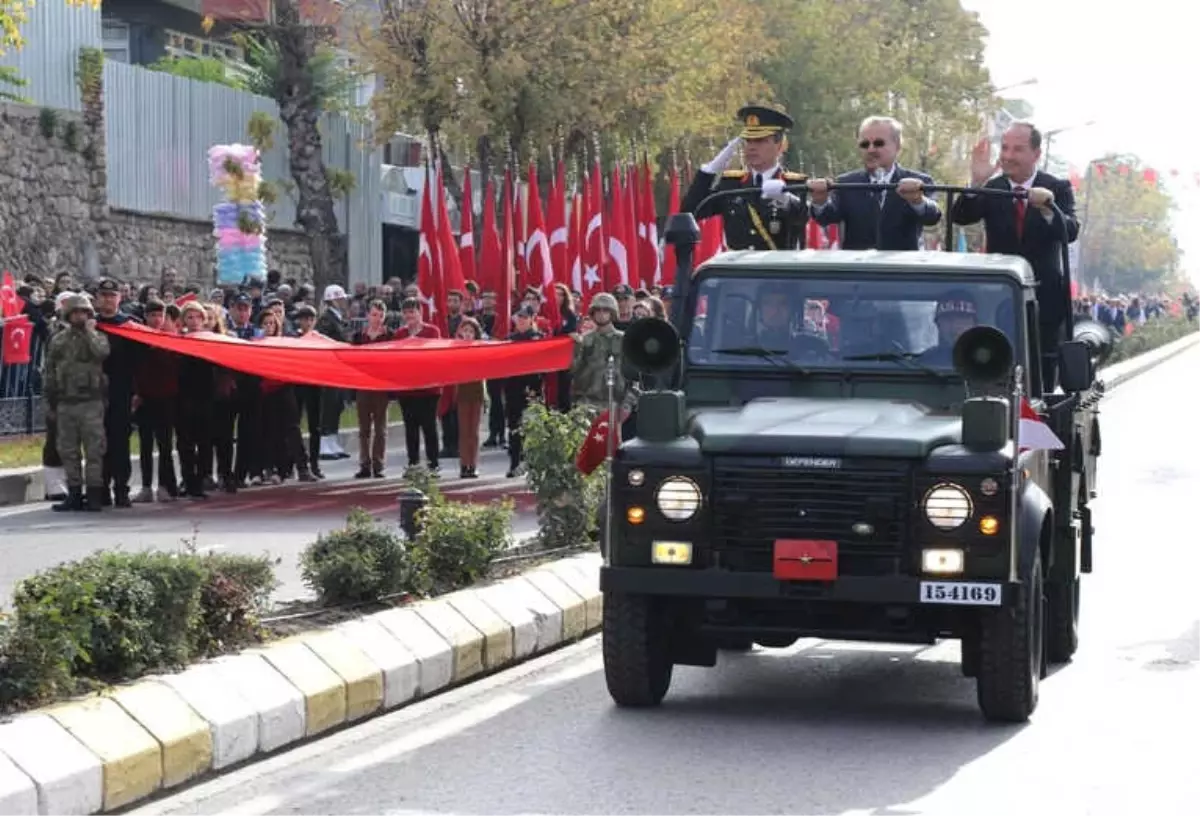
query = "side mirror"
(1058, 341, 1094, 393)
(961, 396, 1010, 452)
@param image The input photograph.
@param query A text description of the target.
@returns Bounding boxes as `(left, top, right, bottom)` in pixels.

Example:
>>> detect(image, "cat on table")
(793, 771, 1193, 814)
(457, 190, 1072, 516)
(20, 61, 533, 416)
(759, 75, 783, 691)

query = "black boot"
(113, 487, 132, 508)
(52, 487, 85, 512)
(83, 487, 105, 512)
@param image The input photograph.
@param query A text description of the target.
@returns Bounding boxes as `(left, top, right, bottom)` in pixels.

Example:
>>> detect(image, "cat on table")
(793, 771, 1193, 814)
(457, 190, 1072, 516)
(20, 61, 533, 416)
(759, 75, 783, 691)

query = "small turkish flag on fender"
(2, 315, 32, 365)
(575, 408, 629, 475)
(1018, 397, 1064, 453)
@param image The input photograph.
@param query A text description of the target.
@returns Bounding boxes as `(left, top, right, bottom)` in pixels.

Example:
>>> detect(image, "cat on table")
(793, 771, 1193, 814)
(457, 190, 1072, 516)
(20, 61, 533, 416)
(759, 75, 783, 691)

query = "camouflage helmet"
(589, 292, 619, 315)
(62, 293, 94, 317)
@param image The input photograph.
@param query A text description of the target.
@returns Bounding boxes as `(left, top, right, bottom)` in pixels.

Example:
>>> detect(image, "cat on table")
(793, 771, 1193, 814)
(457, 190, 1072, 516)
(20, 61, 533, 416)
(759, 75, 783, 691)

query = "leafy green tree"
(1077, 157, 1182, 295)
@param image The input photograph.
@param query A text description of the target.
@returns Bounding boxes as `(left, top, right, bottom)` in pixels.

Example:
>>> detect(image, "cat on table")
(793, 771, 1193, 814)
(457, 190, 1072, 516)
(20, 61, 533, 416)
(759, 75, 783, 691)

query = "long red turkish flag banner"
(99, 322, 572, 392)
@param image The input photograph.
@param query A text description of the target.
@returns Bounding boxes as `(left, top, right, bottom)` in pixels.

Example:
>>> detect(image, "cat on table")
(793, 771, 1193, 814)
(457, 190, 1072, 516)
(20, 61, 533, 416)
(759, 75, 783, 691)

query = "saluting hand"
(970, 136, 999, 187)
(702, 137, 742, 175)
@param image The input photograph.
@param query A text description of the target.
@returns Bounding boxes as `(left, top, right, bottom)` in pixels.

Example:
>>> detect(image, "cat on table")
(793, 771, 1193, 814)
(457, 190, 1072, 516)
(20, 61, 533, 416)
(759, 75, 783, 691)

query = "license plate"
(919, 581, 1002, 606)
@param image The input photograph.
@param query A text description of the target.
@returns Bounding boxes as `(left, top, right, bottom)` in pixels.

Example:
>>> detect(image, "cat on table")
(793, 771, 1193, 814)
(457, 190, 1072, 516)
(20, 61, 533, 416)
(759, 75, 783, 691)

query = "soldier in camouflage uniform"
(43, 294, 110, 512)
(571, 293, 630, 413)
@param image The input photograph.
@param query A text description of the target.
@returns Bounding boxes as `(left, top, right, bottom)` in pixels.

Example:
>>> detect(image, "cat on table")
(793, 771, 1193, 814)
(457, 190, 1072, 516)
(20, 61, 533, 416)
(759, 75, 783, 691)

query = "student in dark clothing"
(504, 306, 544, 478)
(289, 304, 325, 477)
(351, 299, 394, 478)
(394, 298, 442, 474)
(131, 300, 179, 501)
(176, 303, 217, 499)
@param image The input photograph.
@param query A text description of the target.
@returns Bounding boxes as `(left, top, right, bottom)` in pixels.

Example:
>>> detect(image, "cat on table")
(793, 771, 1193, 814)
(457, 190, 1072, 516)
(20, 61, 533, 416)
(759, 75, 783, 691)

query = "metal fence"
(103, 60, 383, 280)
(0, 332, 47, 436)
(0, 1, 100, 112)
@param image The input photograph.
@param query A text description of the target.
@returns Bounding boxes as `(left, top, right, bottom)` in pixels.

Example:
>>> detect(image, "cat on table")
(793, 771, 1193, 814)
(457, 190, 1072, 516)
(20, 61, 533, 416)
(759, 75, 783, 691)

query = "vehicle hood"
(689, 397, 960, 458)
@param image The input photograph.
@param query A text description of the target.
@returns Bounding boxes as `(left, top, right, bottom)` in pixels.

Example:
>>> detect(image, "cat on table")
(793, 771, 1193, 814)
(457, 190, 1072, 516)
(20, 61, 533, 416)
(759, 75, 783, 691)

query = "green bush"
(1106, 316, 1197, 365)
(0, 550, 276, 711)
(414, 485, 513, 594)
(300, 507, 421, 604)
(521, 401, 605, 550)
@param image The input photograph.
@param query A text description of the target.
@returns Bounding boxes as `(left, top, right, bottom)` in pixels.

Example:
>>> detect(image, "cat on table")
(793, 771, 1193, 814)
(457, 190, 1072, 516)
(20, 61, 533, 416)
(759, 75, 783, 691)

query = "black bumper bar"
(601, 566, 1021, 606)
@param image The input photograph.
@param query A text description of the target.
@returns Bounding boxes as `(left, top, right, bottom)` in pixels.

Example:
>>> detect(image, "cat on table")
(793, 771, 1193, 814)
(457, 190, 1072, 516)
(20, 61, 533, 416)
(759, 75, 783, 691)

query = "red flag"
(697, 213, 724, 267)
(1, 315, 32, 365)
(607, 166, 631, 286)
(1142, 168, 1158, 185)
(624, 164, 641, 288)
(549, 160, 570, 288)
(459, 167, 477, 289)
(514, 179, 528, 291)
(639, 158, 660, 287)
(575, 408, 627, 475)
(479, 178, 503, 313)
(583, 162, 608, 305)
(661, 167, 681, 285)
(1, 271, 20, 319)
(497, 168, 516, 340)
(826, 222, 841, 250)
(568, 189, 583, 294)
(525, 161, 562, 330)
(435, 163, 466, 313)
(417, 164, 441, 323)
(1018, 398, 1064, 453)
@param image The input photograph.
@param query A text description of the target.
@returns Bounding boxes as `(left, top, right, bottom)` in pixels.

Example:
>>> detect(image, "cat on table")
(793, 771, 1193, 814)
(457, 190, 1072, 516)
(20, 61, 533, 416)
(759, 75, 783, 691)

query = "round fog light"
(980, 477, 999, 497)
(628, 469, 645, 487)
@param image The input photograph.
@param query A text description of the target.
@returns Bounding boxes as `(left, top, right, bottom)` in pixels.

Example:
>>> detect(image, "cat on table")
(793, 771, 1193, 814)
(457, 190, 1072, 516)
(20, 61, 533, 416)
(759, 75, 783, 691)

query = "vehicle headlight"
(655, 477, 702, 521)
(923, 482, 973, 530)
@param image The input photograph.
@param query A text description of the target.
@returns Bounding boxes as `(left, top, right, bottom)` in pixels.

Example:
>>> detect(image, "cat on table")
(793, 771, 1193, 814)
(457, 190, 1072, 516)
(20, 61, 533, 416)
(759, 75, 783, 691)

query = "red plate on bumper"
(773, 539, 838, 581)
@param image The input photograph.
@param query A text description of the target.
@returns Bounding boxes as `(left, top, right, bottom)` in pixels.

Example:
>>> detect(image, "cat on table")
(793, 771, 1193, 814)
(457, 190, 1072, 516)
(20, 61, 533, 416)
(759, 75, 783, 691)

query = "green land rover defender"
(599, 214, 1109, 723)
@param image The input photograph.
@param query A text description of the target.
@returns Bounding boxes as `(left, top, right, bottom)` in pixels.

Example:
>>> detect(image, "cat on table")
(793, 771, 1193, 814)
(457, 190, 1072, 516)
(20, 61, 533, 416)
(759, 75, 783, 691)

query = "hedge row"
(0, 406, 593, 715)
(1106, 315, 1197, 365)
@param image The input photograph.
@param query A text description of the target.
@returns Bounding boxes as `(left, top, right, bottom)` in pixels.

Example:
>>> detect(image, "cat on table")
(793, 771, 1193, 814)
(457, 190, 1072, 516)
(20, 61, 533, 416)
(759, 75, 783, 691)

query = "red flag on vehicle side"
(576, 409, 628, 475)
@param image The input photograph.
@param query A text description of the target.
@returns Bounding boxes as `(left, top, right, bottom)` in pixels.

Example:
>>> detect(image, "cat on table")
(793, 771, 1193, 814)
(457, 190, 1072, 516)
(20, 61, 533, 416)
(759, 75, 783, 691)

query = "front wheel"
(976, 550, 1045, 723)
(602, 592, 674, 707)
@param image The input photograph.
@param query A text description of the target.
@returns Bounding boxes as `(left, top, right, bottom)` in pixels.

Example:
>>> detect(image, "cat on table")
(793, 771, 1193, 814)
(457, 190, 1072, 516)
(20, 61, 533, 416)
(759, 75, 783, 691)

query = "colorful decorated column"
(208, 143, 268, 286)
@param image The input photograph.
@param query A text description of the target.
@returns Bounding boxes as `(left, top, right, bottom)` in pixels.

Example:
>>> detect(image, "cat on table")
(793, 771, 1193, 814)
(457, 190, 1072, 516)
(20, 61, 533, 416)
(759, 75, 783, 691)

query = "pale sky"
(963, 0, 1199, 284)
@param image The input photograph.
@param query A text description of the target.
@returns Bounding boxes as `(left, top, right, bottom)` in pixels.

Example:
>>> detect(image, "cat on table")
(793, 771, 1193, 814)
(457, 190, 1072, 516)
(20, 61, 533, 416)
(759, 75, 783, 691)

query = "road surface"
(0, 446, 535, 605)
(132, 342, 1200, 816)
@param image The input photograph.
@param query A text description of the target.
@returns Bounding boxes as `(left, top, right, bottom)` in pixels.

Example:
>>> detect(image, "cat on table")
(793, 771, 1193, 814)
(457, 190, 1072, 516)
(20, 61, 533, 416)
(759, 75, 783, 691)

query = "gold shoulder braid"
(745, 201, 779, 251)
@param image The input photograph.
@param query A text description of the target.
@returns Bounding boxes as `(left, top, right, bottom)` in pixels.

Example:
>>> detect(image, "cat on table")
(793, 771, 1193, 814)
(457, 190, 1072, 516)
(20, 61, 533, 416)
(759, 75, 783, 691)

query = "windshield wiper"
(841, 350, 955, 381)
(711, 346, 810, 376)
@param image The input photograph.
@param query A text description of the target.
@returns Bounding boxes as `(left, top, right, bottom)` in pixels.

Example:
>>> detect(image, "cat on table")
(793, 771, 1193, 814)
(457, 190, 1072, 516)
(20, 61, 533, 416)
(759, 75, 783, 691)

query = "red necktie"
(1015, 194, 1027, 240)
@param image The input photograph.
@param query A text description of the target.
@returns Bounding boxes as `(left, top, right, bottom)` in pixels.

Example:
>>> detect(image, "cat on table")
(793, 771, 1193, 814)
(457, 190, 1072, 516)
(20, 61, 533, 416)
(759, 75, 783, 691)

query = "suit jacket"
(950, 171, 1079, 326)
(810, 166, 941, 251)
(681, 166, 809, 251)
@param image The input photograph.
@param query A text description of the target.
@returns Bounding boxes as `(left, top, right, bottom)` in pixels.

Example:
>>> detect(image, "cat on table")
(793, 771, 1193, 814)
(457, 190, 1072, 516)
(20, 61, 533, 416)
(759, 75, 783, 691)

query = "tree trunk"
(271, 0, 347, 293)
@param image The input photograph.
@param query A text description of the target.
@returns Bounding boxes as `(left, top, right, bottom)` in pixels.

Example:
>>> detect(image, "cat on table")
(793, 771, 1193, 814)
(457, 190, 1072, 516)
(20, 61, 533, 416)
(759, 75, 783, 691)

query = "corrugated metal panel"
(0, 1, 101, 111)
(102, 60, 383, 281)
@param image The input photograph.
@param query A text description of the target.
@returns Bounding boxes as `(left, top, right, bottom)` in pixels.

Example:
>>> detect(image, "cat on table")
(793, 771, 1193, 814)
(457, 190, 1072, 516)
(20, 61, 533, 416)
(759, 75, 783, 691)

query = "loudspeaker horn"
(622, 317, 681, 375)
(952, 325, 1015, 384)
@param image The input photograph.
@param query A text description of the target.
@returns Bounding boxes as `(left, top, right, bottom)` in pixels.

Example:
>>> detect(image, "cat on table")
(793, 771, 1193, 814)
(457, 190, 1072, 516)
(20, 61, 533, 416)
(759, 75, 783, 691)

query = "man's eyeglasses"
(858, 138, 887, 149)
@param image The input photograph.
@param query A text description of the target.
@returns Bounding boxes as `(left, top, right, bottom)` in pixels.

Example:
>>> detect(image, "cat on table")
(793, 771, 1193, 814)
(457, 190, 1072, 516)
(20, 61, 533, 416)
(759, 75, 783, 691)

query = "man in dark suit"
(681, 105, 809, 251)
(808, 116, 942, 250)
(950, 121, 1079, 393)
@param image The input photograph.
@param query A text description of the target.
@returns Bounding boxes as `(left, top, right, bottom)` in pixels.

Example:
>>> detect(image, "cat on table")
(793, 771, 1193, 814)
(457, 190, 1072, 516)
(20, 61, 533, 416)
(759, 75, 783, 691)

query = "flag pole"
(602, 354, 617, 560)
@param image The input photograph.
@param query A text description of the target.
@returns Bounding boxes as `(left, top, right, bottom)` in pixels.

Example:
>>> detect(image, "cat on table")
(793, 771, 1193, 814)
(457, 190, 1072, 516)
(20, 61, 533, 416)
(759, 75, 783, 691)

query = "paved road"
(0, 446, 535, 605)
(133, 344, 1200, 816)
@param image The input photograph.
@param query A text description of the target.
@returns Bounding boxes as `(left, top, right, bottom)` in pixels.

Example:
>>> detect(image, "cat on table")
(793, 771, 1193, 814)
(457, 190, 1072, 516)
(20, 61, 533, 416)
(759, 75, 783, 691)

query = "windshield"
(685, 273, 1020, 373)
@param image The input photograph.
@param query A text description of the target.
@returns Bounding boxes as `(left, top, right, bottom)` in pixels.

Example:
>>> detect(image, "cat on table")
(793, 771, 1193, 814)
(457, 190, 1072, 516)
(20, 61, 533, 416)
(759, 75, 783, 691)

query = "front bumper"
(600, 566, 1021, 606)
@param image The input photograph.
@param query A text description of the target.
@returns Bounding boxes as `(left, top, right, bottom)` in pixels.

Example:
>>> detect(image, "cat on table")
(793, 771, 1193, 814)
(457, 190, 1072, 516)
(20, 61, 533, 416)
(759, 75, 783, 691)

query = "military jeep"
(599, 214, 1109, 723)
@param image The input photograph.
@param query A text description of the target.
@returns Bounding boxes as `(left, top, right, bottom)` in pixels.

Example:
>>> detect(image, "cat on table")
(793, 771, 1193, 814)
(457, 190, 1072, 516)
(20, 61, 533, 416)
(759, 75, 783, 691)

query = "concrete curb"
(0, 553, 603, 815)
(1096, 330, 1199, 390)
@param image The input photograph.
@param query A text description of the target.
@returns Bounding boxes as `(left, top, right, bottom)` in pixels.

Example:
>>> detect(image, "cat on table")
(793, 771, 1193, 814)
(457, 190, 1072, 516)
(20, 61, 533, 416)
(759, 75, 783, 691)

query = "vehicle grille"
(710, 456, 915, 576)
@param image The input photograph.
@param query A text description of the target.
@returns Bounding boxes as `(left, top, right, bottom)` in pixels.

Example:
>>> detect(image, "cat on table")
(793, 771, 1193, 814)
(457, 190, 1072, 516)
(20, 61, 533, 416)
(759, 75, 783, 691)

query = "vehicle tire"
(602, 591, 673, 707)
(976, 550, 1045, 723)
(1046, 576, 1080, 663)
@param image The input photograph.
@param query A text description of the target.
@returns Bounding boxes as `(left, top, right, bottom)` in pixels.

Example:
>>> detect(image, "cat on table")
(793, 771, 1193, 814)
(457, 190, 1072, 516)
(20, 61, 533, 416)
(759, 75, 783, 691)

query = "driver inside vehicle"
(921, 289, 979, 364)
(755, 283, 833, 359)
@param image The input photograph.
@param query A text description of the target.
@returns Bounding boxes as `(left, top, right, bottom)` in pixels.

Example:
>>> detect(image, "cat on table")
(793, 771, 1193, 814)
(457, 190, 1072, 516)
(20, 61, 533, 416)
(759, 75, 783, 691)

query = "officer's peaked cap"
(737, 105, 794, 139)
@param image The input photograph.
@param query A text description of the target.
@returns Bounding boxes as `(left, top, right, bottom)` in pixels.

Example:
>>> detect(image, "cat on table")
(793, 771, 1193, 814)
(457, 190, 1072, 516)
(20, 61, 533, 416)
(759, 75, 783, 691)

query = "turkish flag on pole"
(583, 165, 607, 305)
(479, 178, 503, 309)
(1, 271, 20, 319)
(549, 160, 570, 288)
(661, 167, 681, 285)
(607, 166, 631, 286)
(576, 408, 629, 475)
(639, 159, 661, 287)
(497, 168, 516, 340)
(2, 315, 32, 365)
(568, 190, 583, 294)
(435, 163, 466, 307)
(525, 161, 562, 329)
(1018, 397, 1064, 452)
(417, 164, 441, 323)
(459, 168, 477, 288)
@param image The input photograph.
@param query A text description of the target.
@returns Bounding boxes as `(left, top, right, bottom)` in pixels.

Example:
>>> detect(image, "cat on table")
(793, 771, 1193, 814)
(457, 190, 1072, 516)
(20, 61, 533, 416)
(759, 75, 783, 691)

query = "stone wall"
(0, 102, 314, 290)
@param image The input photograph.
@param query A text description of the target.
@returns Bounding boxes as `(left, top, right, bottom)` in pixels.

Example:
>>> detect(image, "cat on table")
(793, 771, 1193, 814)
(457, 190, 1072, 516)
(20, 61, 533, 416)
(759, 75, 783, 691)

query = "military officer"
(681, 105, 809, 251)
(43, 294, 110, 512)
